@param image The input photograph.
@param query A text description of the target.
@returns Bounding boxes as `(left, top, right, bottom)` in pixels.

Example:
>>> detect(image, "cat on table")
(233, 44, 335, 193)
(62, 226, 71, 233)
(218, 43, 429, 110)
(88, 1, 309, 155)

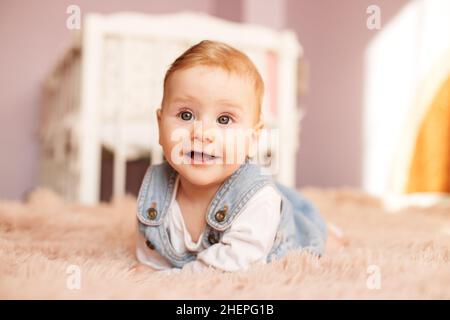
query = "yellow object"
(406, 74, 450, 193)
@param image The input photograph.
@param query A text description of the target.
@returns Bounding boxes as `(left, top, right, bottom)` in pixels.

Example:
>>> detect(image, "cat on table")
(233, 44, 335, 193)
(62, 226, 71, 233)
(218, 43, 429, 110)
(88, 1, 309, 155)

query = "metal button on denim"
(208, 233, 219, 244)
(215, 205, 228, 222)
(145, 239, 155, 250)
(147, 202, 157, 220)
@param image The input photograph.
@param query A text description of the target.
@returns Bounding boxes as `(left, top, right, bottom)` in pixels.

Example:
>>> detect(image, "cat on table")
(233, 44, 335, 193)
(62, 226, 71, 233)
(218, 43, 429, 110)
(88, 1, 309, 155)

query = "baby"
(134, 40, 327, 274)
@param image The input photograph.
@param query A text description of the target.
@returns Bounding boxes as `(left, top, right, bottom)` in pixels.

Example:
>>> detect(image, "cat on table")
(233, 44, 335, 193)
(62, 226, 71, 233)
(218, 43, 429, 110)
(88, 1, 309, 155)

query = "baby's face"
(157, 66, 262, 187)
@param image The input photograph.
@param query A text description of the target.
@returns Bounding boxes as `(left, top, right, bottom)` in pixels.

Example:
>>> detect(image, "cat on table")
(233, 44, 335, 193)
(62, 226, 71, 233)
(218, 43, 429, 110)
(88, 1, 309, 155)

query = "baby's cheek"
(222, 133, 251, 164)
(165, 127, 190, 149)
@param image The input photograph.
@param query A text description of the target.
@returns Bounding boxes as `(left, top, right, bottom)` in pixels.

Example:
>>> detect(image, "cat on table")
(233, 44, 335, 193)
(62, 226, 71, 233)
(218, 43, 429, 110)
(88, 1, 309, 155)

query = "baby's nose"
(192, 120, 217, 143)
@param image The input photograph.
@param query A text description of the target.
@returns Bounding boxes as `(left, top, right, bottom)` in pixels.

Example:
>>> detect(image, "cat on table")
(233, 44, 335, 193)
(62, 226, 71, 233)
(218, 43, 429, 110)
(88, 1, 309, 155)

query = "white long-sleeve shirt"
(136, 175, 281, 274)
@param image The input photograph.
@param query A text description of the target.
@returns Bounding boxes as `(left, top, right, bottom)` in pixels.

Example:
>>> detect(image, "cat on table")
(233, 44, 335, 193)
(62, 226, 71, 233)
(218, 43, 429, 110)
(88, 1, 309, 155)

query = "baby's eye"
(179, 111, 194, 121)
(217, 115, 232, 125)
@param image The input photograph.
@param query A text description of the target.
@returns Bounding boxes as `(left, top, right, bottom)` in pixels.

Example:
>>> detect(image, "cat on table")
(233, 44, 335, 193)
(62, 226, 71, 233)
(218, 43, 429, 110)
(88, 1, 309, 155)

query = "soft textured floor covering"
(0, 187, 449, 299)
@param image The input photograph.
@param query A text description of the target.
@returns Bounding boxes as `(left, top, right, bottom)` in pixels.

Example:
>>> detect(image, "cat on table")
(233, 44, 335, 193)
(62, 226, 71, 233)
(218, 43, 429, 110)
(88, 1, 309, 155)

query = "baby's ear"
(249, 120, 264, 158)
(255, 119, 264, 130)
(156, 108, 162, 122)
(253, 119, 264, 137)
(156, 108, 162, 145)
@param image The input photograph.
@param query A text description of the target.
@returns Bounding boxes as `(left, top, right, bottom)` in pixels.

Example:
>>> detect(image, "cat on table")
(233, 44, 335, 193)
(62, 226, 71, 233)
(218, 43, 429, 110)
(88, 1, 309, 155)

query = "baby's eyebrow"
(171, 95, 199, 105)
(216, 99, 243, 111)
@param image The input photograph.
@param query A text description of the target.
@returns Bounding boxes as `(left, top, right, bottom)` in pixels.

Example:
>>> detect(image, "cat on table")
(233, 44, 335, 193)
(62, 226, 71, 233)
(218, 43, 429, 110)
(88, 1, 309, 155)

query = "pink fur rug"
(0, 187, 449, 299)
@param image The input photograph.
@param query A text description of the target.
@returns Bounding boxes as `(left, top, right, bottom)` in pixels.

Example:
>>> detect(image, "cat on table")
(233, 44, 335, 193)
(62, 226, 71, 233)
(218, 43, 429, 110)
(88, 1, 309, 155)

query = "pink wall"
(287, 0, 409, 188)
(0, 0, 409, 200)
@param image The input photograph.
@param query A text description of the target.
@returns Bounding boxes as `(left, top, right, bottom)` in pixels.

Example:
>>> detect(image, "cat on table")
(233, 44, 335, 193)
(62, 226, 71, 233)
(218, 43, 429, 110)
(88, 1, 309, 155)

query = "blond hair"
(161, 40, 264, 122)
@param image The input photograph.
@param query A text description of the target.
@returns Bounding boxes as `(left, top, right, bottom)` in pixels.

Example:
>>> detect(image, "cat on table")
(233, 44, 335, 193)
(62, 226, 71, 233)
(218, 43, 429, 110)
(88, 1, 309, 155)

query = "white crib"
(40, 12, 303, 204)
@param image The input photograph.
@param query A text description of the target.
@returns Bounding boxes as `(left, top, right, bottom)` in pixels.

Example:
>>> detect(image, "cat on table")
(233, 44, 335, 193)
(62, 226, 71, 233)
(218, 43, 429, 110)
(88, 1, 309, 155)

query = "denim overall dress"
(136, 159, 327, 269)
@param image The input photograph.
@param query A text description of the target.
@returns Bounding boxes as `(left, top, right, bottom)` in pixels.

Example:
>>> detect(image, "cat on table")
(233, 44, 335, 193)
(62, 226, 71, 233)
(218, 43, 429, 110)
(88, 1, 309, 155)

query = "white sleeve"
(182, 185, 281, 273)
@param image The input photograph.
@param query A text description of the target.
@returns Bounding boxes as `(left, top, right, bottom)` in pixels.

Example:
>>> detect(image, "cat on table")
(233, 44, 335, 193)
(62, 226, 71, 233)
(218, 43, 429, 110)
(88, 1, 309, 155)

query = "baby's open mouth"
(185, 151, 219, 162)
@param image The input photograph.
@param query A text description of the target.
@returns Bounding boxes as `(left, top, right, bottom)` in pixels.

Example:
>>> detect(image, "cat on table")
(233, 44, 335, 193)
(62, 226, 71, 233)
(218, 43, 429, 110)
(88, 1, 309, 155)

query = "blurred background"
(0, 0, 448, 206)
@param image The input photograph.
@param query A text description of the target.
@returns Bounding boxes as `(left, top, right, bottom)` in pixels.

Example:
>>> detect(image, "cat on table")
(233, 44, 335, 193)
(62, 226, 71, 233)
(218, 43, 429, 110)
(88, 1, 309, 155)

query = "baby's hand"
(129, 263, 156, 274)
(159, 268, 182, 275)
(129, 263, 182, 276)
(326, 222, 350, 252)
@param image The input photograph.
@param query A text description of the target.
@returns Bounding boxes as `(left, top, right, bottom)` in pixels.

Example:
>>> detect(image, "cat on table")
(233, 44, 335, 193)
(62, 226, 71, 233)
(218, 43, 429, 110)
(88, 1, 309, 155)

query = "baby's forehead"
(168, 66, 256, 97)
(171, 65, 254, 84)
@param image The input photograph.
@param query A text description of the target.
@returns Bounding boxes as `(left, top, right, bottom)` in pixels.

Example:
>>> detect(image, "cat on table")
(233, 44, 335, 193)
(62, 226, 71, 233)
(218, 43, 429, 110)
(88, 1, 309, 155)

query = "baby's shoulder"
(239, 184, 282, 215)
(229, 183, 282, 228)
(251, 183, 282, 202)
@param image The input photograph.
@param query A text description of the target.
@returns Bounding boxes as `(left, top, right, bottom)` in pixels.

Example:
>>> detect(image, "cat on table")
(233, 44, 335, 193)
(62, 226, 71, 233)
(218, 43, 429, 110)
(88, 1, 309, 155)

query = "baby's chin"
(174, 163, 237, 187)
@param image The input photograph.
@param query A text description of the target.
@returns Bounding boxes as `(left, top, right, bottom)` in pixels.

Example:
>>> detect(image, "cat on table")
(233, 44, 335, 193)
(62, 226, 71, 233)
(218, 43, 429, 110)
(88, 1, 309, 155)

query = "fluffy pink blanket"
(0, 187, 449, 299)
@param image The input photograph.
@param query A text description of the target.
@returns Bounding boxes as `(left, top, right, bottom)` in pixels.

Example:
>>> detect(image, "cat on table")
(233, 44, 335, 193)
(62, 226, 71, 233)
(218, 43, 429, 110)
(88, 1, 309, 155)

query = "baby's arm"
(182, 185, 281, 273)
